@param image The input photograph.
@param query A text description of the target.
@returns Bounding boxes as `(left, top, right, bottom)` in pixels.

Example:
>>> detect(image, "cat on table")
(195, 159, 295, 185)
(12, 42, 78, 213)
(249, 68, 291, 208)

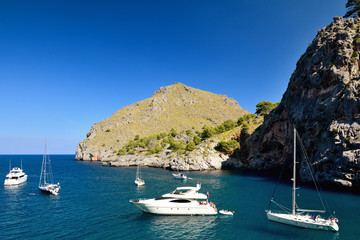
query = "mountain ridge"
(76, 82, 248, 161)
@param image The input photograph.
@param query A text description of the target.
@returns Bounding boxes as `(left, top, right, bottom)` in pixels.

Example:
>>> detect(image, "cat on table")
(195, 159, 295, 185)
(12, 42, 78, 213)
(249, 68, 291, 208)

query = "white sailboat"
(135, 165, 145, 186)
(39, 139, 60, 195)
(266, 127, 339, 232)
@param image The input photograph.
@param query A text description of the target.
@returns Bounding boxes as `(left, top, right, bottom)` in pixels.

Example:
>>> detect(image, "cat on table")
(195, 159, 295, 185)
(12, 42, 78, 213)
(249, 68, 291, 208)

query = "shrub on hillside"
(215, 140, 239, 153)
(193, 135, 201, 145)
(201, 126, 216, 139)
(186, 141, 196, 151)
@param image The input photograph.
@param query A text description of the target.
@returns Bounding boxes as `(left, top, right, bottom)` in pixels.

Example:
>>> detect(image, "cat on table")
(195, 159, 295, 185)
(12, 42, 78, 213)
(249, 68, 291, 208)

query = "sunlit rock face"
(245, 17, 360, 189)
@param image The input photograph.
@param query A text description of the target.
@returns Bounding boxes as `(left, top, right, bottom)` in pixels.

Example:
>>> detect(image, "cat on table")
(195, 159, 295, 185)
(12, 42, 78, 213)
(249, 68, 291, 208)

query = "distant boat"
(4, 160, 28, 186)
(172, 172, 188, 180)
(266, 127, 339, 232)
(39, 139, 60, 195)
(219, 210, 234, 215)
(135, 165, 145, 186)
(172, 162, 187, 180)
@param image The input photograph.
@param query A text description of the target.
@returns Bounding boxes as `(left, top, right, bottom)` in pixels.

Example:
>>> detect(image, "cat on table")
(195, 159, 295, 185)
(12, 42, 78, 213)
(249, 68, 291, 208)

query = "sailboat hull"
(135, 178, 145, 186)
(39, 184, 60, 196)
(267, 211, 339, 232)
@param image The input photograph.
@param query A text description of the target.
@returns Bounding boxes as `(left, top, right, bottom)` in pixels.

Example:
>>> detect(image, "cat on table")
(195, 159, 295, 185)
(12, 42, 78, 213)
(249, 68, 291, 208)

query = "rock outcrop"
(76, 83, 248, 163)
(244, 17, 360, 189)
(104, 140, 237, 171)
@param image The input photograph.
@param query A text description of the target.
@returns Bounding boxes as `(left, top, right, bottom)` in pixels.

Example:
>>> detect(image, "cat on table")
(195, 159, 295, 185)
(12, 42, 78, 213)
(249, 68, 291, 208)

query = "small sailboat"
(39, 139, 60, 195)
(266, 127, 339, 232)
(135, 165, 145, 186)
(4, 160, 28, 186)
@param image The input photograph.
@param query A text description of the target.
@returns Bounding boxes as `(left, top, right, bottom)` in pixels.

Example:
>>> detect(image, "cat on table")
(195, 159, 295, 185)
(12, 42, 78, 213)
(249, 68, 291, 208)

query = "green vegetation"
(255, 101, 279, 116)
(79, 83, 249, 153)
(241, 123, 250, 135)
(111, 100, 269, 158)
(344, 0, 360, 18)
(115, 113, 257, 156)
(215, 140, 239, 153)
(330, 129, 339, 138)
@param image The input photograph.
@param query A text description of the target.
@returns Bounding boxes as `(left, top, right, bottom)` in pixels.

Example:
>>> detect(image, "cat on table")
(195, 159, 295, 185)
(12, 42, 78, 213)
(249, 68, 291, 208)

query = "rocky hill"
(76, 83, 248, 161)
(242, 17, 360, 189)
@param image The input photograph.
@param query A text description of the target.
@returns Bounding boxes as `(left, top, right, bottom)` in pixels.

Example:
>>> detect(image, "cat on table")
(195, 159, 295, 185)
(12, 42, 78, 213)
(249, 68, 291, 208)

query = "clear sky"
(0, 0, 346, 154)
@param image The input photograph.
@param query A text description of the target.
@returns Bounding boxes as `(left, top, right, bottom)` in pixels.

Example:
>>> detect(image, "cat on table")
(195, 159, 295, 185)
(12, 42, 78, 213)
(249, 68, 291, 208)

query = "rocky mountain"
(76, 83, 248, 161)
(243, 17, 360, 189)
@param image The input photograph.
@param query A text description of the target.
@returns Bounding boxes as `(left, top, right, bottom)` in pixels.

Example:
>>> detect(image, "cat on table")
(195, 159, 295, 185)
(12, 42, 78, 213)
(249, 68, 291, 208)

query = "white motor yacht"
(4, 166, 28, 186)
(130, 184, 217, 215)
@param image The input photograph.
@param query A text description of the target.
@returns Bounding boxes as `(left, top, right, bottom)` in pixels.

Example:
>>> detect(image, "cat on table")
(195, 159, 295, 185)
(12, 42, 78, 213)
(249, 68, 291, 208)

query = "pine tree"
(344, 0, 360, 18)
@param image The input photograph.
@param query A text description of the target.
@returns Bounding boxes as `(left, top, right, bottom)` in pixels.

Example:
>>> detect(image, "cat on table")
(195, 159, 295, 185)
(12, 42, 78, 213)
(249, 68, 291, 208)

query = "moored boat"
(4, 161, 28, 186)
(266, 127, 339, 232)
(135, 165, 145, 186)
(39, 139, 60, 195)
(130, 184, 217, 215)
(172, 172, 187, 180)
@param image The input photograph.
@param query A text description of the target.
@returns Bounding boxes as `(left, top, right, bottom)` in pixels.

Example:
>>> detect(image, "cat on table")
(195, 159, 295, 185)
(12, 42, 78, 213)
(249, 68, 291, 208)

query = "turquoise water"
(0, 155, 359, 239)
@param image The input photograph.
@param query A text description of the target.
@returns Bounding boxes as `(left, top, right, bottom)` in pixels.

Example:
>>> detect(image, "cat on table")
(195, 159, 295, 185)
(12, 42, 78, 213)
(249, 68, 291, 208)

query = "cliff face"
(76, 83, 247, 161)
(245, 17, 360, 188)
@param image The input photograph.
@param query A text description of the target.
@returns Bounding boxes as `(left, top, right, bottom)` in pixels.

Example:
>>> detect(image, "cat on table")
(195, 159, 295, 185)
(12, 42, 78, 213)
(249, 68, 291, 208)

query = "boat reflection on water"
(148, 215, 217, 239)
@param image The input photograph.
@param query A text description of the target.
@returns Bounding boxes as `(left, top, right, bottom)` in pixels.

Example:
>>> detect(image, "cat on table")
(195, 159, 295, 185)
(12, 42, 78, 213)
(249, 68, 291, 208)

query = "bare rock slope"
(244, 17, 360, 189)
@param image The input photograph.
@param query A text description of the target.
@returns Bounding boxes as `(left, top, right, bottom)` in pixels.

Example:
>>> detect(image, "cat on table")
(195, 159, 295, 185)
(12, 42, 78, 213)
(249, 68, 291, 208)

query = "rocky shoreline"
(86, 140, 243, 171)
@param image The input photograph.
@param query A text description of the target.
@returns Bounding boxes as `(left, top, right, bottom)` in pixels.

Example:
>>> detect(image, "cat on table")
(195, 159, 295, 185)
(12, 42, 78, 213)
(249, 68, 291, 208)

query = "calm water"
(0, 155, 359, 239)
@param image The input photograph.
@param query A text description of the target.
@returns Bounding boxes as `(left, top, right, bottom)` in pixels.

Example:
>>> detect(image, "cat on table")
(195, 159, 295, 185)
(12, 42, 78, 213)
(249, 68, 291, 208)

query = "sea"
(0, 155, 359, 240)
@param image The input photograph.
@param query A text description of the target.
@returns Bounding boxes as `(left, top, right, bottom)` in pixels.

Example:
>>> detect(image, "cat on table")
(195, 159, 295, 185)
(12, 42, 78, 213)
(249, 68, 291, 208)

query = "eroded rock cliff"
(244, 17, 360, 189)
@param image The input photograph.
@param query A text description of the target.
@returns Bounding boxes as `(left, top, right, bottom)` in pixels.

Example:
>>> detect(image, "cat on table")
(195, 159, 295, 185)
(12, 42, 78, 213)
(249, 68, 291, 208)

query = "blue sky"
(0, 0, 346, 154)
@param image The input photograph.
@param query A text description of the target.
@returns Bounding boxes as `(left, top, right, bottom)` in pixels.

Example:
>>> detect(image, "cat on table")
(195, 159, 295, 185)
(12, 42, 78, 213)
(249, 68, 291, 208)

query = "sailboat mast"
(44, 139, 47, 185)
(292, 127, 297, 215)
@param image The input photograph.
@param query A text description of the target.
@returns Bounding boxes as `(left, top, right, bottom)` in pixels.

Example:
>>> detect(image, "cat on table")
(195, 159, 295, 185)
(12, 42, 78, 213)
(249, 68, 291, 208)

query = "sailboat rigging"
(39, 139, 60, 195)
(266, 127, 339, 232)
(135, 165, 145, 186)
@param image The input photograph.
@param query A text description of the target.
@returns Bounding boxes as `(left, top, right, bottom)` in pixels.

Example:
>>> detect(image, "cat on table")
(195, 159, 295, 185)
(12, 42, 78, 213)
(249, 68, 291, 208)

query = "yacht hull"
(267, 211, 339, 232)
(130, 198, 217, 215)
(4, 175, 28, 186)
